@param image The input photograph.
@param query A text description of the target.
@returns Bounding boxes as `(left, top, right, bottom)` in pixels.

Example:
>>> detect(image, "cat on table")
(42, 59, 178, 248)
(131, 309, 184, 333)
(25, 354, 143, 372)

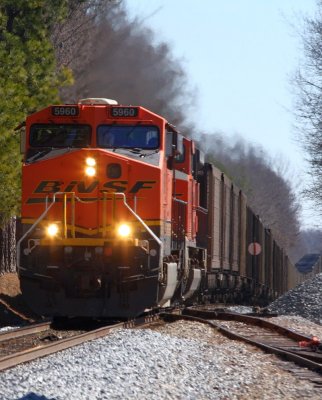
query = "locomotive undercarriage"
(165, 242, 205, 305)
(19, 241, 164, 318)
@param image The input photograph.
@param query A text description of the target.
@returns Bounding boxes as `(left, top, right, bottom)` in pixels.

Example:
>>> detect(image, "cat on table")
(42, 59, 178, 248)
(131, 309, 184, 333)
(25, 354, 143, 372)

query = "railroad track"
(160, 308, 322, 386)
(0, 315, 158, 372)
(3, 307, 322, 386)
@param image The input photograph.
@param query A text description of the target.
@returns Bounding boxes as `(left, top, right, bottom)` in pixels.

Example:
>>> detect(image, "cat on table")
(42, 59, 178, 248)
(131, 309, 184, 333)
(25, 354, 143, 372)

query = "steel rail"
(160, 312, 322, 376)
(182, 309, 314, 341)
(0, 322, 124, 372)
(0, 321, 52, 343)
(0, 314, 160, 372)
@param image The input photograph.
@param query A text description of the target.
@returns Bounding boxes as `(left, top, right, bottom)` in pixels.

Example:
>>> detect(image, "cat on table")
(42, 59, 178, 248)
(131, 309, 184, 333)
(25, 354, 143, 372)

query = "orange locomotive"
(18, 98, 205, 318)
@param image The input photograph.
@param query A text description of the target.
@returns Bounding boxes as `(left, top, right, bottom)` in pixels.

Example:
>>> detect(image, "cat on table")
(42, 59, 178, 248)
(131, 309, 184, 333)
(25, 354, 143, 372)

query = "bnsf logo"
(33, 180, 156, 194)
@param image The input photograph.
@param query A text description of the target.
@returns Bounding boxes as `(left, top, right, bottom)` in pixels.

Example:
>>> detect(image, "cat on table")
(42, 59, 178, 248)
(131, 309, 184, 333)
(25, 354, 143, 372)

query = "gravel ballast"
(2, 271, 322, 399)
(0, 320, 321, 400)
(268, 273, 322, 323)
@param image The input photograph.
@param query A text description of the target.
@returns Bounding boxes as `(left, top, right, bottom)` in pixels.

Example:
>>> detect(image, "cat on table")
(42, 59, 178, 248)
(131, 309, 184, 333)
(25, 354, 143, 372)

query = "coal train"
(18, 98, 301, 318)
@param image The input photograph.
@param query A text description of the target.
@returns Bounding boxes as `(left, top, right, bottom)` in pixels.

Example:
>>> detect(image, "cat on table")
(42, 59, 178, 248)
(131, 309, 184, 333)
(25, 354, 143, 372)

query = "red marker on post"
(248, 242, 262, 256)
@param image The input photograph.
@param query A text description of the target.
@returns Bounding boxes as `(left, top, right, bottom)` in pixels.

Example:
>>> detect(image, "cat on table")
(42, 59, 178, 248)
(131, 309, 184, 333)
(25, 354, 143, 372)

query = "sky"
(125, 0, 319, 228)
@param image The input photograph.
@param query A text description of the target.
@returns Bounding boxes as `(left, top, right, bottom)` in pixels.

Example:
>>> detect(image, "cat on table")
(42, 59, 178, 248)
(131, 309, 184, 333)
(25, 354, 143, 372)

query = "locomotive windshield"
(29, 124, 91, 148)
(97, 125, 159, 149)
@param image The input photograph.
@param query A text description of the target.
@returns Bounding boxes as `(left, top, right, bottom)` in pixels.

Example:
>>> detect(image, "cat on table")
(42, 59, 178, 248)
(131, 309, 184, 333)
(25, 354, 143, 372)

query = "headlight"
(86, 157, 96, 166)
(46, 223, 59, 237)
(85, 157, 96, 176)
(85, 166, 96, 176)
(117, 223, 131, 238)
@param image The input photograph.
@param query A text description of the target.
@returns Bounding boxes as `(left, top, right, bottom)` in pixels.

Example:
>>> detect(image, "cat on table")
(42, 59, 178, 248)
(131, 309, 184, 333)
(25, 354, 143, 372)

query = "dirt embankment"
(0, 273, 39, 327)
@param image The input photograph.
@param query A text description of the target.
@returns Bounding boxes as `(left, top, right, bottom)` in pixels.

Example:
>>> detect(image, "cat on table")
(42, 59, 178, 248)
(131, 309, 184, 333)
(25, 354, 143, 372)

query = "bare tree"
(51, 1, 195, 129)
(51, 0, 116, 69)
(294, 0, 322, 209)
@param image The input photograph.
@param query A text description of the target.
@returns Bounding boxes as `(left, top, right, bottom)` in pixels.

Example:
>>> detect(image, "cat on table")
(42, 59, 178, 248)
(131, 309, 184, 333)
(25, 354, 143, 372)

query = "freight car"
(17, 98, 300, 318)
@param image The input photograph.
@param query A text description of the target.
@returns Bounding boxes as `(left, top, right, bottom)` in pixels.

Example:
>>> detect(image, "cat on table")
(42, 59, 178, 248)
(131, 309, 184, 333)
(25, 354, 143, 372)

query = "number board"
(111, 107, 138, 118)
(52, 106, 79, 117)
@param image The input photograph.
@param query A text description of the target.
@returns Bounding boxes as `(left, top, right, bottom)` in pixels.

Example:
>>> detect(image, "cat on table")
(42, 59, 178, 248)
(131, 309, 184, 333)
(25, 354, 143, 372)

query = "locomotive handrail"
(17, 191, 69, 270)
(114, 192, 162, 246)
(173, 198, 187, 205)
(196, 205, 208, 213)
(17, 191, 164, 271)
(17, 191, 100, 269)
(114, 192, 163, 266)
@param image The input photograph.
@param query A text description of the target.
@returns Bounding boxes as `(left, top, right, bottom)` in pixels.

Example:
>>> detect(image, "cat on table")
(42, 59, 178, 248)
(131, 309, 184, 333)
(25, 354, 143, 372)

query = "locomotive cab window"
(29, 124, 91, 148)
(97, 125, 159, 149)
(175, 143, 186, 163)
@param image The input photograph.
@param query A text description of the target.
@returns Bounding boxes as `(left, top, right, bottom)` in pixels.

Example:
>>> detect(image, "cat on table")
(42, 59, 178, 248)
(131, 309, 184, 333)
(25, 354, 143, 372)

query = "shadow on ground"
(0, 293, 39, 326)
